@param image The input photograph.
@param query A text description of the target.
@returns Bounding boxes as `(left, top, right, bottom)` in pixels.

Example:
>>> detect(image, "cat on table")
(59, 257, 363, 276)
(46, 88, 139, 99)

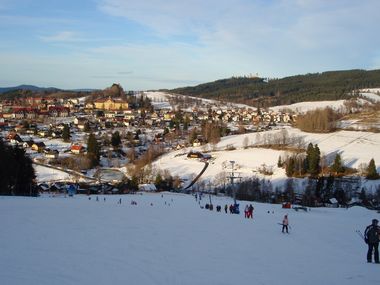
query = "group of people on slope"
(244, 204, 254, 219)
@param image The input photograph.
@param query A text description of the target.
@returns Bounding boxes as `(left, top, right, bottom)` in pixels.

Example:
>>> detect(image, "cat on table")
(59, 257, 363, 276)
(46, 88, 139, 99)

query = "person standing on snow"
(244, 205, 249, 218)
(282, 214, 289, 233)
(248, 204, 254, 219)
(364, 219, 380, 263)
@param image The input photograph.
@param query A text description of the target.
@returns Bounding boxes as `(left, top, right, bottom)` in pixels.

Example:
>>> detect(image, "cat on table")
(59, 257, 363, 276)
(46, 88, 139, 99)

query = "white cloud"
(97, 0, 380, 76)
(39, 31, 78, 42)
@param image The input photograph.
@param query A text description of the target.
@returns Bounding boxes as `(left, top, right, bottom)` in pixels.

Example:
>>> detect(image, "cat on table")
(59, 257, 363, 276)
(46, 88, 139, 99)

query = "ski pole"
(355, 230, 364, 240)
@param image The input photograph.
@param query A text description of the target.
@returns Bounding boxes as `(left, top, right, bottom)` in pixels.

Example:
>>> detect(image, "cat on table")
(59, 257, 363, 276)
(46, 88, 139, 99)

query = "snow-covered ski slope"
(153, 128, 380, 189)
(0, 193, 379, 285)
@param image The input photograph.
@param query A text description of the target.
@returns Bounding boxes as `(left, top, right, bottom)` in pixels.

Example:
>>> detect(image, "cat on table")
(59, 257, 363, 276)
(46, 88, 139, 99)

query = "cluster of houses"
(5, 131, 86, 159)
(0, 92, 299, 166)
(0, 93, 297, 130)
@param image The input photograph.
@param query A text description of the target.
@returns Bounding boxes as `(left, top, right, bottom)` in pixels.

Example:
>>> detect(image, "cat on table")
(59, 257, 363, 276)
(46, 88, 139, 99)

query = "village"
(0, 86, 298, 193)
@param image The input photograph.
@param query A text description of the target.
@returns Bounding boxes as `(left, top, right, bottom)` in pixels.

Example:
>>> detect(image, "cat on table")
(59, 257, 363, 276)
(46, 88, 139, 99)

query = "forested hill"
(171, 69, 380, 107)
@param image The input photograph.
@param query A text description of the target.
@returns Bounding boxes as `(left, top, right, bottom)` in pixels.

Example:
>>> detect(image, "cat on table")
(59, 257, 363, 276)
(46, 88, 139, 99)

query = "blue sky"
(0, 0, 379, 90)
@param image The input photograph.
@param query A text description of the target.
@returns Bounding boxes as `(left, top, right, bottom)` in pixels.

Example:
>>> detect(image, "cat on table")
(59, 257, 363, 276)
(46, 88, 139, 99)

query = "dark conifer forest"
(171, 69, 380, 107)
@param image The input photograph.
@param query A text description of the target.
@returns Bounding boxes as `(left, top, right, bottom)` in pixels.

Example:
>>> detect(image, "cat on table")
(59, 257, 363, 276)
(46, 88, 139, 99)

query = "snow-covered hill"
(144, 90, 379, 113)
(153, 128, 380, 190)
(0, 193, 379, 285)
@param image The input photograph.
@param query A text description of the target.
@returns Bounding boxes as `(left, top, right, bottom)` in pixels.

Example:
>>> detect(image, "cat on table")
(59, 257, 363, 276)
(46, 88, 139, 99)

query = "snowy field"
(153, 128, 380, 190)
(0, 193, 379, 285)
(34, 165, 71, 182)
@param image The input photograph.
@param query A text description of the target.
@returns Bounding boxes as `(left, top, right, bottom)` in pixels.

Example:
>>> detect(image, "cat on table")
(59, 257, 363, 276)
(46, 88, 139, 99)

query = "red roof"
(12, 107, 38, 113)
(71, 145, 84, 151)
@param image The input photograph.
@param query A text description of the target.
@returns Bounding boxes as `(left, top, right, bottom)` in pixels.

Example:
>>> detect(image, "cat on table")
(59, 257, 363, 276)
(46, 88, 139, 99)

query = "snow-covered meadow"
(0, 193, 379, 285)
(153, 128, 380, 190)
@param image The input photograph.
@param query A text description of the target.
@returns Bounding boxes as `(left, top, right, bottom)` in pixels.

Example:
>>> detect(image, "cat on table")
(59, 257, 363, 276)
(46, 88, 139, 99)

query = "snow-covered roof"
(138, 184, 157, 192)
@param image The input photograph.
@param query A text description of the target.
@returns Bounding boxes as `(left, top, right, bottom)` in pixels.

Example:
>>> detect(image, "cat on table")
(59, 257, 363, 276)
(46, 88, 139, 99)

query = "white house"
(138, 184, 157, 192)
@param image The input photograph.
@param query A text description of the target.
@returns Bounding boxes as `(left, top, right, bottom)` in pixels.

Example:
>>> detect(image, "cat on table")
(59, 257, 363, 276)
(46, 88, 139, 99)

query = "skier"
(364, 219, 380, 263)
(282, 214, 289, 233)
(224, 204, 228, 214)
(248, 204, 254, 219)
(244, 205, 249, 218)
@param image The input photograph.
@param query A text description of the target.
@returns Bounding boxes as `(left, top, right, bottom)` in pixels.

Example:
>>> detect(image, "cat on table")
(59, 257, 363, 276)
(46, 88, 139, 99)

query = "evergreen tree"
(183, 116, 190, 131)
(366, 158, 379, 180)
(286, 157, 295, 177)
(359, 188, 367, 202)
(12, 146, 36, 195)
(130, 175, 139, 191)
(155, 173, 163, 189)
(83, 122, 90, 132)
(323, 175, 335, 201)
(284, 178, 295, 202)
(334, 188, 347, 205)
(277, 155, 283, 168)
(0, 139, 12, 195)
(111, 131, 121, 149)
(0, 139, 36, 196)
(306, 143, 320, 176)
(330, 153, 345, 175)
(87, 133, 100, 167)
(188, 128, 198, 144)
(62, 124, 70, 142)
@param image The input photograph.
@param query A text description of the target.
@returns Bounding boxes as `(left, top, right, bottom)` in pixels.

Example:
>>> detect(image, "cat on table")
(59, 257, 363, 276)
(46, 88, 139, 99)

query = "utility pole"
(227, 160, 241, 205)
(228, 161, 243, 214)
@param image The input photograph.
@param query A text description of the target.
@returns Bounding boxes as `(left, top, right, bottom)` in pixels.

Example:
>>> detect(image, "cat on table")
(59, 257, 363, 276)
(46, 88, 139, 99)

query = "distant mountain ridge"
(171, 69, 380, 107)
(0, 85, 61, 94)
(0, 85, 98, 94)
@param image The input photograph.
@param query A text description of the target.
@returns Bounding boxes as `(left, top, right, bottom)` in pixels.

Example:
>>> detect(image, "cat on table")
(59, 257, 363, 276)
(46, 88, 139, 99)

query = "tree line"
(280, 143, 379, 179)
(171, 69, 380, 107)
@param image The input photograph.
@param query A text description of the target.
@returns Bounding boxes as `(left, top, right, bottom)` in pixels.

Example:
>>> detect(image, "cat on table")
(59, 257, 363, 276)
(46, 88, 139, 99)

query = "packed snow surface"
(1, 193, 379, 285)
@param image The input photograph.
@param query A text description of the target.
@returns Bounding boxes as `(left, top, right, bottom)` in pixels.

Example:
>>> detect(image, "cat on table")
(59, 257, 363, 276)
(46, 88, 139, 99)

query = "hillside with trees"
(171, 69, 380, 107)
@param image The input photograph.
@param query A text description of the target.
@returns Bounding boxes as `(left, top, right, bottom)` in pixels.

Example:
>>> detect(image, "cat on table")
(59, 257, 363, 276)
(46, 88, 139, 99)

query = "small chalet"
(192, 138, 202, 147)
(71, 144, 85, 154)
(44, 149, 59, 159)
(138, 184, 157, 192)
(187, 151, 205, 159)
(31, 142, 46, 152)
(327, 198, 339, 208)
(74, 117, 89, 130)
